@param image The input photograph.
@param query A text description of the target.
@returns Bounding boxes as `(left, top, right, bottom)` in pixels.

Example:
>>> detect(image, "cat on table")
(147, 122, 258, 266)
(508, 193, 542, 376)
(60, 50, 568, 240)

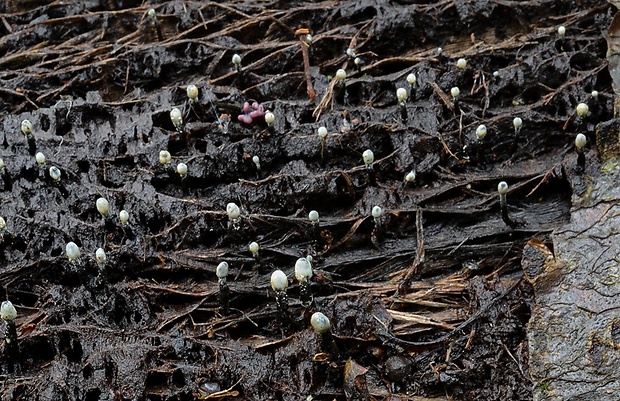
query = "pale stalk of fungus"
(497, 181, 515, 227)
(558, 26, 566, 37)
(576, 103, 589, 118)
(450, 87, 460, 100)
(575, 133, 587, 170)
(186, 85, 198, 102)
(95, 248, 107, 269)
(226, 202, 241, 230)
(170, 108, 183, 133)
(270, 270, 289, 321)
(310, 312, 338, 354)
(49, 166, 61, 181)
(372, 206, 383, 230)
(265, 111, 275, 127)
(249, 241, 260, 259)
(513, 117, 522, 134)
(295, 258, 313, 308)
(159, 150, 171, 166)
(148, 8, 163, 41)
(362, 149, 374, 171)
(476, 124, 487, 140)
(456, 58, 467, 70)
(318, 126, 328, 159)
(119, 210, 129, 226)
(309, 210, 320, 241)
(232, 54, 242, 72)
(96, 197, 110, 217)
(216, 261, 230, 308)
(407, 73, 417, 87)
(396, 87, 408, 104)
(21, 120, 33, 136)
(1, 300, 18, 355)
(177, 162, 188, 180)
(405, 170, 416, 183)
(335, 69, 347, 84)
(66, 241, 81, 265)
(35, 152, 46, 165)
(252, 155, 261, 171)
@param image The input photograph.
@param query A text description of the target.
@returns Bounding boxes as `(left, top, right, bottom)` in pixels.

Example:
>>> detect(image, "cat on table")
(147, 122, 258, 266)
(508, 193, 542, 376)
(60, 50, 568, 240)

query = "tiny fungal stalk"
(310, 312, 338, 355)
(170, 108, 184, 134)
(147, 8, 163, 41)
(216, 262, 230, 308)
(396, 87, 408, 122)
(271, 270, 289, 323)
(1, 300, 18, 358)
(372, 206, 384, 242)
(226, 202, 241, 230)
(295, 258, 313, 309)
(95, 248, 107, 285)
(575, 133, 587, 171)
(497, 181, 515, 227)
(308, 210, 320, 242)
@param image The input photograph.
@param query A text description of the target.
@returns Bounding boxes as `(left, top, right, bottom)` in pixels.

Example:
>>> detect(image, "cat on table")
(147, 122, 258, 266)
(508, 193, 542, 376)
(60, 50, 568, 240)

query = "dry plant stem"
(298, 33, 316, 101)
(400, 209, 424, 284)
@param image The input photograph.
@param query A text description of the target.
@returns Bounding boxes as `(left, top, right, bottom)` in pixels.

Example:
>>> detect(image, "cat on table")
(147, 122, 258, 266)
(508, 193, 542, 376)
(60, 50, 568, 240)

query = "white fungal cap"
(306, 34, 313, 43)
(591, 90, 599, 99)
(558, 26, 566, 37)
(96, 197, 110, 217)
(308, 210, 319, 223)
(95, 248, 107, 266)
(493, 70, 499, 77)
(177, 162, 188, 177)
(575, 133, 587, 149)
(270, 269, 288, 291)
(0, 301, 17, 321)
(456, 58, 467, 70)
(335, 69, 347, 81)
(576, 103, 589, 117)
(317, 126, 328, 139)
(354, 57, 362, 66)
(346, 48, 356, 58)
(186, 84, 199, 100)
(216, 261, 229, 278)
(252, 155, 261, 169)
(362, 149, 374, 166)
(450, 87, 460, 99)
(265, 111, 275, 125)
(498, 181, 509, 195)
(310, 312, 331, 334)
(513, 117, 523, 130)
(21, 119, 33, 135)
(170, 108, 183, 128)
(66, 241, 81, 263)
(119, 210, 129, 225)
(232, 54, 242, 65)
(396, 87, 408, 103)
(249, 241, 259, 254)
(49, 166, 61, 181)
(0, 158, 4, 170)
(405, 170, 416, 182)
(406, 73, 417, 86)
(159, 150, 171, 165)
(148, 8, 157, 18)
(372, 206, 383, 218)
(476, 124, 487, 140)
(437, 47, 443, 55)
(226, 202, 240, 220)
(35, 152, 46, 165)
(294, 257, 313, 282)
(0, 216, 5, 231)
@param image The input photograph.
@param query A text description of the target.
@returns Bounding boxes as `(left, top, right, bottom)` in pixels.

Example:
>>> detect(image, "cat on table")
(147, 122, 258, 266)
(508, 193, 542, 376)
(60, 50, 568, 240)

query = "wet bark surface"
(0, 0, 615, 400)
